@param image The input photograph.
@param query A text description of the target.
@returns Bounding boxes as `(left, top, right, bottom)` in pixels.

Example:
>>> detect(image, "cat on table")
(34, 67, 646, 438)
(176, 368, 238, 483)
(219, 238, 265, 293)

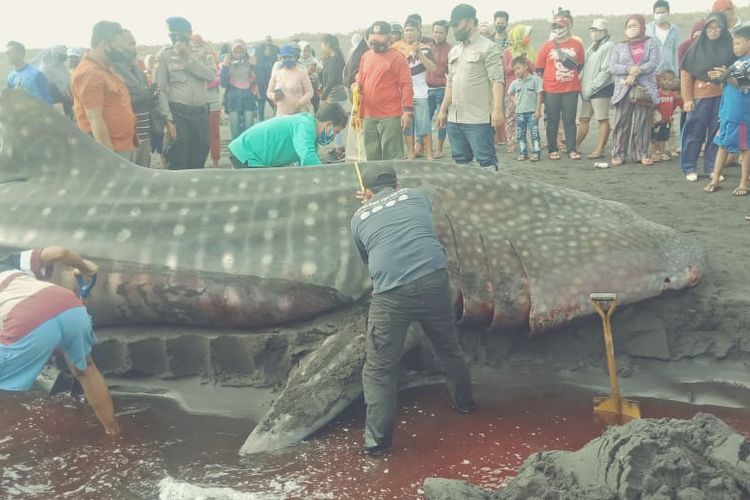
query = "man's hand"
(628, 66, 642, 76)
(356, 189, 373, 204)
(624, 75, 636, 87)
(438, 109, 449, 129)
(165, 120, 177, 140)
(78, 259, 98, 277)
(491, 108, 505, 129)
(401, 111, 413, 131)
(683, 100, 695, 113)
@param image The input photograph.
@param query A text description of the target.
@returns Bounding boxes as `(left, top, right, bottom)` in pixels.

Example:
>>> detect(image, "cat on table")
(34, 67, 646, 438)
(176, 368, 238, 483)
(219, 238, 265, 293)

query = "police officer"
(155, 17, 217, 169)
(350, 164, 474, 455)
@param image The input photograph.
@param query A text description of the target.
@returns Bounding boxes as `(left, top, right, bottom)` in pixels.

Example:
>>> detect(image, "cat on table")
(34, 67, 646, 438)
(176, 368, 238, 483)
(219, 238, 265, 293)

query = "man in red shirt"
(71, 21, 136, 159)
(427, 20, 452, 158)
(356, 21, 414, 160)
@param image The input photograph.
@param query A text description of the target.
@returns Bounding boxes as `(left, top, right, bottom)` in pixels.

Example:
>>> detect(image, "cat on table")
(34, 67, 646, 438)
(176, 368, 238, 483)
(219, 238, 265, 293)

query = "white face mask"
(551, 28, 568, 40)
(654, 13, 669, 24)
(590, 30, 606, 42)
(625, 27, 641, 39)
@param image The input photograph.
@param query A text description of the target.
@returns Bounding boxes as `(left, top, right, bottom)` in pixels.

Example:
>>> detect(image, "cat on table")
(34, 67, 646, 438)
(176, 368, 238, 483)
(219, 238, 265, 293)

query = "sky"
(0, 0, 720, 48)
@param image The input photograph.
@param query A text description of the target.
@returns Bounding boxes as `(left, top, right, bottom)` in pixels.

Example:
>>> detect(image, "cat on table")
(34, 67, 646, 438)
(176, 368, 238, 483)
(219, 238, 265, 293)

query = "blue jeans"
(516, 112, 541, 157)
(446, 122, 498, 170)
(229, 110, 255, 140)
(680, 96, 721, 175)
(428, 88, 447, 141)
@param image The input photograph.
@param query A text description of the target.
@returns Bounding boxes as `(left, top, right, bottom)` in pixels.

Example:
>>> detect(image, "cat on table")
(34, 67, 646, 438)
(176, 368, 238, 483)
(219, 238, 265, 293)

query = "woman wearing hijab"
(536, 16, 586, 160)
(298, 41, 321, 112)
(502, 25, 535, 154)
(609, 15, 661, 166)
(679, 12, 735, 181)
(34, 45, 73, 117)
(221, 40, 259, 140)
(267, 44, 314, 117)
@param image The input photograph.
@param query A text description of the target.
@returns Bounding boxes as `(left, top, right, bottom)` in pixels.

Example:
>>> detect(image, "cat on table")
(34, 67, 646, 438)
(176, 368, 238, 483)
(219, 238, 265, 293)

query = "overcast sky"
(1, 0, 719, 48)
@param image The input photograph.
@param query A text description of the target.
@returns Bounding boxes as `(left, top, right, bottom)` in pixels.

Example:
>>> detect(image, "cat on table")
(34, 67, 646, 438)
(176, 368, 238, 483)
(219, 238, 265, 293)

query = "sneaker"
(686, 172, 699, 182)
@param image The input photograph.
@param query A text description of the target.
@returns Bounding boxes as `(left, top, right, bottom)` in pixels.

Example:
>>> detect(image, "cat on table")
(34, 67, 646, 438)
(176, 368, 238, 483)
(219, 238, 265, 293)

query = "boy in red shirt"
(651, 70, 682, 162)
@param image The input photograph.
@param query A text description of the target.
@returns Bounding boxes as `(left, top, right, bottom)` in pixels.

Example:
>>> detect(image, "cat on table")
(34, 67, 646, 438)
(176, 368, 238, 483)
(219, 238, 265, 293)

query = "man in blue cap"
(154, 16, 217, 169)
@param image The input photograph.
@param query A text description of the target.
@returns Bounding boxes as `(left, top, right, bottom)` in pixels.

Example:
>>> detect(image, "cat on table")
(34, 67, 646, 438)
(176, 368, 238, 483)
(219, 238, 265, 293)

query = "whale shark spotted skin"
(0, 90, 706, 452)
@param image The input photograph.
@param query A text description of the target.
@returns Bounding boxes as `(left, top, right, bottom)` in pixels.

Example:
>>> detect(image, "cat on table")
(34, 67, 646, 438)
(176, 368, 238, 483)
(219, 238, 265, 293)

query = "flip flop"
(732, 187, 749, 197)
(703, 183, 720, 193)
(587, 152, 604, 160)
(549, 152, 561, 161)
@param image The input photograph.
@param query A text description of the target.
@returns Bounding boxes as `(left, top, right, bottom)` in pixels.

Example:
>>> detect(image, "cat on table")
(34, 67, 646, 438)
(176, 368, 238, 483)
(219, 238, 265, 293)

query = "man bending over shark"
(0, 246, 120, 436)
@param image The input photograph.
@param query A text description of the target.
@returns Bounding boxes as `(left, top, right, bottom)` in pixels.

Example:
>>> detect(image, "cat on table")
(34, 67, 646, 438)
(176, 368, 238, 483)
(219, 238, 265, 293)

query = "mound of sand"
(424, 413, 750, 500)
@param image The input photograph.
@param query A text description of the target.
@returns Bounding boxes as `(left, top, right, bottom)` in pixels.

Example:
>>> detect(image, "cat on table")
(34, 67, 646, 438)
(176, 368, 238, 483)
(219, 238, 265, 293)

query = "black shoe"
(452, 401, 476, 414)
(363, 443, 391, 456)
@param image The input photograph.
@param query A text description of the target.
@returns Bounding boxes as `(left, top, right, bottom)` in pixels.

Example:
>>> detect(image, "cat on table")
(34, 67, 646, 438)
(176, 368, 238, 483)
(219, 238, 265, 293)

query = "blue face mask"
(319, 124, 334, 145)
(281, 59, 297, 68)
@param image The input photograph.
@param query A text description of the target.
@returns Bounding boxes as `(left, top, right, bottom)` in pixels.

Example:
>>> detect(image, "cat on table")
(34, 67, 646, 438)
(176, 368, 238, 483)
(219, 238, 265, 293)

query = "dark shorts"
(713, 120, 749, 153)
(652, 122, 671, 142)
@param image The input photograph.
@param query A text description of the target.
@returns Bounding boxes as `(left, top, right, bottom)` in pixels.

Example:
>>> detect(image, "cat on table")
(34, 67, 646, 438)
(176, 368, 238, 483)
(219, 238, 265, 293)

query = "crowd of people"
(4, 2, 750, 192)
(3, 2, 750, 453)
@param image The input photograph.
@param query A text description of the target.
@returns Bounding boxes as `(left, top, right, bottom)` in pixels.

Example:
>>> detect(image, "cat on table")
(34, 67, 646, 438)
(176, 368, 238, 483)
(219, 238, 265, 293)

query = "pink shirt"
(630, 42, 645, 65)
(267, 66, 314, 116)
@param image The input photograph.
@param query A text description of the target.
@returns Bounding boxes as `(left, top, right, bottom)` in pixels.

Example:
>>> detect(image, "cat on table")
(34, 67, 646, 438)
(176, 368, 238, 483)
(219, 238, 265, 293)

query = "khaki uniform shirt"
(447, 32, 504, 124)
(155, 44, 216, 120)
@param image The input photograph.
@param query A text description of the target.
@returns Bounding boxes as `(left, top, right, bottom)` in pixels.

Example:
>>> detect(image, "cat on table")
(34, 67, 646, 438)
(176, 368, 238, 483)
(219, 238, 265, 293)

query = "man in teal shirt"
(228, 103, 347, 167)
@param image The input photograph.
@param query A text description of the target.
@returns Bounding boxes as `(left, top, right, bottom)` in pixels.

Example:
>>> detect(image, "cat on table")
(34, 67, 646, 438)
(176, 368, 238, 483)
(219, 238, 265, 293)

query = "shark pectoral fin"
(239, 314, 427, 455)
(240, 316, 367, 455)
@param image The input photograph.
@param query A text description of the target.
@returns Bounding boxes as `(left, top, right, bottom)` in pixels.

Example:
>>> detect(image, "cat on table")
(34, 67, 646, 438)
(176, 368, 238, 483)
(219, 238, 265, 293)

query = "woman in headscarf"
(34, 45, 72, 117)
(221, 39, 259, 140)
(609, 15, 660, 166)
(298, 41, 321, 112)
(679, 12, 735, 181)
(267, 44, 313, 116)
(502, 25, 535, 153)
(191, 34, 222, 167)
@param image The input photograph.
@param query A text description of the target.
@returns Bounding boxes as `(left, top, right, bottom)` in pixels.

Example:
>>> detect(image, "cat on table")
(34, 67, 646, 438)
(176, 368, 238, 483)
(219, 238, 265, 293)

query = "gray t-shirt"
(351, 187, 446, 294)
(508, 74, 543, 115)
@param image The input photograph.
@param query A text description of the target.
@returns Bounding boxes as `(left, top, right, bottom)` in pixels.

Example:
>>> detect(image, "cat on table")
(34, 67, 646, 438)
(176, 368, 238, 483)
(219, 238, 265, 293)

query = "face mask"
(106, 47, 130, 64)
(370, 42, 389, 53)
(590, 31, 606, 42)
(454, 28, 471, 42)
(319, 124, 334, 145)
(625, 27, 641, 39)
(495, 24, 507, 34)
(281, 60, 296, 68)
(551, 28, 567, 40)
(654, 13, 668, 23)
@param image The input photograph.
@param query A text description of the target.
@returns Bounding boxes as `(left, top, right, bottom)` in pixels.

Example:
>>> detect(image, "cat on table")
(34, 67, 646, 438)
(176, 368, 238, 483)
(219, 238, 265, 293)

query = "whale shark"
(0, 90, 706, 453)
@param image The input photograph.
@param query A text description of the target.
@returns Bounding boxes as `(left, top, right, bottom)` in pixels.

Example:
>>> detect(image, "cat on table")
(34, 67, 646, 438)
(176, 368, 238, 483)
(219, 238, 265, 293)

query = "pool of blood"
(1, 383, 748, 499)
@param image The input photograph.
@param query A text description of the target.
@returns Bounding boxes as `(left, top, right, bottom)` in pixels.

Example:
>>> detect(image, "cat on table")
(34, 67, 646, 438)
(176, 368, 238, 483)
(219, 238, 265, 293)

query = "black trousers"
(363, 268, 473, 449)
(544, 91, 579, 154)
(165, 103, 209, 170)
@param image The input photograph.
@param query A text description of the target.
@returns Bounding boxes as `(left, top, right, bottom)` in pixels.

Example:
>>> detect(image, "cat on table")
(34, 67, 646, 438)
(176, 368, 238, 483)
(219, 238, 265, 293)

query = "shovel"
(590, 292, 641, 422)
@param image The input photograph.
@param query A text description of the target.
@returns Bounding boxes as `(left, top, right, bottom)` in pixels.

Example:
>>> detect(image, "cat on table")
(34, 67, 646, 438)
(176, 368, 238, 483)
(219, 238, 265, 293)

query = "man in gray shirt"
(437, 3, 505, 171)
(351, 164, 474, 455)
(155, 17, 216, 169)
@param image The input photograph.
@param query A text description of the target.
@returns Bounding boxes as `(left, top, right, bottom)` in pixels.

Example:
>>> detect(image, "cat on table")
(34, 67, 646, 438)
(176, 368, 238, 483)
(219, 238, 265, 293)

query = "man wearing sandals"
(704, 25, 750, 197)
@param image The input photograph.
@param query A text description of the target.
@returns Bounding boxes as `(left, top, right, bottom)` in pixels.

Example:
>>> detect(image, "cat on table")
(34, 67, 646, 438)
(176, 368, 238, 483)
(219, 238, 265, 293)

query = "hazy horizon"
(0, 0, 731, 49)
